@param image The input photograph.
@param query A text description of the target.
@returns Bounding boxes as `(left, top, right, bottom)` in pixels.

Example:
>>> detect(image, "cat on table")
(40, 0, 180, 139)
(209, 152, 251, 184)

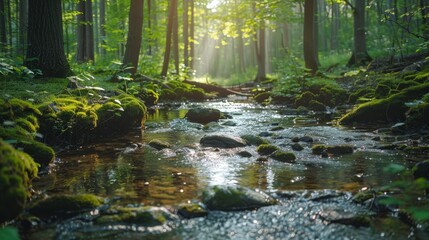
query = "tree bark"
(303, 0, 318, 74)
(18, 0, 28, 56)
(123, 0, 144, 75)
(183, 0, 189, 67)
(172, 0, 179, 74)
(347, 0, 372, 66)
(76, 0, 94, 63)
(85, 0, 94, 62)
(25, 0, 71, 77)
(255, 27, 266, 81)
(189, 0, 195, 69)
(330, 1, 339, 51)
(76, 1, 86, 62)
(161, 0, 177, 76)
(0, 0, 7, 53)
(99, 0, 106, 56)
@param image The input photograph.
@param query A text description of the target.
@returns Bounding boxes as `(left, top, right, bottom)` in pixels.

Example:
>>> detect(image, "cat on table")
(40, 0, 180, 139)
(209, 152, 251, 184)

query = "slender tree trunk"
(183, 0, 189, 67)
(421, 0, 429, 37)
(147, 0, 152, 55)
(189, 0, 195, 70)
(19, 0, 28, 56)
(99, 0, 106, 56)
(347, 0, 372, 66)
(304, 0, 318, 74)
(282, 23, 290, 51)
(6, 0, 11, 49)
(172, 0, 179, 74)
(330, 1, 339, 51)
(25, 0, 71, 77)
(0, 0, 6, 53)
(93, 0, 99, 56)
(76, 1, 86, 62)
(255, 27, 266, 81)
(161, 0, 177, 76)
(123, 0, 144, 75)
(85, 0, 94, 62)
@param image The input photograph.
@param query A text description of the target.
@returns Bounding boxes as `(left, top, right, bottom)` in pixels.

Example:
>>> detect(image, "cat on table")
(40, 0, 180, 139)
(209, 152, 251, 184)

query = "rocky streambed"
(23, 101, 429, 239)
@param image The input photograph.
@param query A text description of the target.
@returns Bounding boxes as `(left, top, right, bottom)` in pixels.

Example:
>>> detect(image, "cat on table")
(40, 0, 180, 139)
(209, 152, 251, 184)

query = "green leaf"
(0, 227, 20, 240)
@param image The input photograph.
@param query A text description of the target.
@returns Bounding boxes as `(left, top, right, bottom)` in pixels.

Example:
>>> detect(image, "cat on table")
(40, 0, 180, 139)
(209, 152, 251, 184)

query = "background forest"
(0, 0, 427, 84)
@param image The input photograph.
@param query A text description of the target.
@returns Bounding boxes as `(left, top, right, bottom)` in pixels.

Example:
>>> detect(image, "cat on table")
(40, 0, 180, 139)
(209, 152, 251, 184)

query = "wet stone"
(149, 139, 171, 150)
(202, 185, 277, 211)
(185, 107, 221, 124)
(318, 207, 370, 227)
(200, 135, 246, 148)
(177, 203, 208, 219)
(291, 143, 304, 151)
(221, 120, 237, 126)
(237, 151, 252, 158)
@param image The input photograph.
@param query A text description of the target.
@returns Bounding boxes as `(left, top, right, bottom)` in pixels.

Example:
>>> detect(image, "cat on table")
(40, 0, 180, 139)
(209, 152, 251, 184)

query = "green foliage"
(0, 227, 20, 240)
(380, 163, 429, 222)
(0, 58, 41, 80)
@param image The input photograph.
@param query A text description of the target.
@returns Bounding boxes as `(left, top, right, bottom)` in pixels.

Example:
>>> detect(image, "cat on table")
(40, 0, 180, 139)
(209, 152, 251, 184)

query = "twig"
(385, 16, 429, 40)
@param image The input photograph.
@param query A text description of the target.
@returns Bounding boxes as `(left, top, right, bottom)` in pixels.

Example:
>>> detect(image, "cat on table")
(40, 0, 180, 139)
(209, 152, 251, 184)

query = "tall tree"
(0, 0, 7, 53)
(123, 0, 144, 75)
(255, 27, 266, 81)
(18, 0, 28, 56)
(347, 0, 372, 66)
(183, 0, 189, 67)
(76, 0, 95, 63)
(330, 1, 339, 51)
(172, 0, 179, 74)
(303, 0, 318, 74)
(189, 0, 195, 69)
(161, 0, 177, 77)
(99, 0, 106, 56)
(25, 0, 71, 77)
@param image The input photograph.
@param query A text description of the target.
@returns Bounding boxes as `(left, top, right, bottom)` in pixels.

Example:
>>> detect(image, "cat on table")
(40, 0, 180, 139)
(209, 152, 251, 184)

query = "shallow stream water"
(28, 101, 421, 239)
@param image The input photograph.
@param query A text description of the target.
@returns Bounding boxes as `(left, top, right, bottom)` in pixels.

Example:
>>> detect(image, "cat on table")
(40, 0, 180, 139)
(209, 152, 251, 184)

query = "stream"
(27, 101, 424, 239)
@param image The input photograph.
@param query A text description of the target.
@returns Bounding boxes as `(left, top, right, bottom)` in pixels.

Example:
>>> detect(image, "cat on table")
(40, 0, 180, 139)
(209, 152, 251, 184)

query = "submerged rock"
(256, 144, 279, 155)
(240, 135, 269, 146)
(95, 206, 178, 226)
(185, 107, 221, 124)
(177, 203, 208, 219)
(29, 194, 103, 218)
(291, 143, 304, 151)
(149, 139, 171, 150)
(312, 144, 354, 155)
(202, 185, 276, 211)
(200, 135, 246, 148)
(318, 207, 370, 227)
(237, 150, 252, 158)
(270, 151, 296, 163)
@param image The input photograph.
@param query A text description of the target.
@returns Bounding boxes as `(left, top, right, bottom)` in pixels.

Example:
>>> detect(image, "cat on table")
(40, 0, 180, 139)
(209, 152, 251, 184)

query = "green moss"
(352, 190, 374, 204)
(308, 100, 326, 111)
(177, 203, 208, 219)
(148, 139, 171, 150)
(95, 206, 172, 226)
(348, 87, 374, 104)
(406, 103, 429, 128)
(29, 194, 103, 217)
(295, 91, 316, 107)
(0, 98, 41, 121)
(240, 135, 269, 146)
(374, 84, 391, 99)
(17, 140, 55, 167)
(0, 140, 38, 223)
(254, 92, 271, 104)
(257, 144, 279, 155)
(138, 88, 159, 106)
(312, 144, 354, 155)
(397, 80, 419, 90)
(14, 118, 36, 134)
(270, 151, 296, 163)
(340, 82, 429, 124)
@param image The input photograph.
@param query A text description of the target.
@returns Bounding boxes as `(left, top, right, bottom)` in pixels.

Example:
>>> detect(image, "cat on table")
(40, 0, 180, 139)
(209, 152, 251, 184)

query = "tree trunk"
(172, 0, 179, 74)
(147, 0, 152, 55)
(183, 0, 189, 67)
(161, 0, 177, 76)
(85, 0, 94, 62)
(99, 0, 106, 56)
(18, 0, 28, 56)
(347, 0, 372, 66)
(421, 0, 429, 37)
(255, 27, 266, 81)
(123, 0, 144, 75)
(330, 1, 339, 51)
(25, 0, 71, 77)
(76, 1, 86, 62)
(0, 0, 7, 53)
(189, 0, 195, 69)
(282, 23, 290, 51)
(303, 0, 318, 74)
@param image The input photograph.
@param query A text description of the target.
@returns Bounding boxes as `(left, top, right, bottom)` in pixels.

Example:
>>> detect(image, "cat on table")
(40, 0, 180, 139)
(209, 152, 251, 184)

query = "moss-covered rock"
(200, 135, 246, 148)
(257, 144, 279, 155)
(17, 140, 55, 167)
(339, 82, 429, 124)
(177, 203, 208, 219)
(148, 139, 171, 150)
(138, 88, 159, 106)
(254, 92, 271, 104)
(270, 151, 296, 163)
(308, 100, 326, 111)
(95, 206, 177, 226)
(374, 84, 391, 99)
(348, 87, 374, 104)
(240, 134, 269, 146)
(202, 185, 276, 211)
(406, 103, 429, 128)
(0, 140, 38, 223)
(96, 94, 146, 134)
(295, 91, 316, 107)
(29, 194, 103, 217)
(186, 107, 221, 124)
(0, 98, 42, 121)
(312, 144, 354, 155)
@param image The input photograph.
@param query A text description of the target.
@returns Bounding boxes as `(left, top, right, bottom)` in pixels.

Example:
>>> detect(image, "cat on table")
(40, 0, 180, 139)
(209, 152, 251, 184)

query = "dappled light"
(1, 0, 429, 239)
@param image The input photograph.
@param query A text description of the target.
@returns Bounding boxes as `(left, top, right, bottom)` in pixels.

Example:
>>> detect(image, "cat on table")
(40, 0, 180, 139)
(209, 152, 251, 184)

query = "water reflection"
(34, 102, 406, 205)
